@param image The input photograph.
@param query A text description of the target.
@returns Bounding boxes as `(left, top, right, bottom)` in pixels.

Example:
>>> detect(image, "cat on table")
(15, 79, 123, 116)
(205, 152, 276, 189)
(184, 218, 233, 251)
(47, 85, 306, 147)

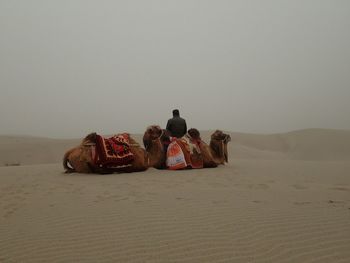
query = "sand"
(0, 129, 350, 262)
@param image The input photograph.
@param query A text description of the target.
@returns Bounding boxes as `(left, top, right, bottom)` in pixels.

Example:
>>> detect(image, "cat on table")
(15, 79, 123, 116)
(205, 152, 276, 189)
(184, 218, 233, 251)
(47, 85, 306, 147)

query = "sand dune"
(282, 129, 350, 161)
(0, 129, 349, 262)
(227, 128, 350, 161)
(0, 136, 80, 166)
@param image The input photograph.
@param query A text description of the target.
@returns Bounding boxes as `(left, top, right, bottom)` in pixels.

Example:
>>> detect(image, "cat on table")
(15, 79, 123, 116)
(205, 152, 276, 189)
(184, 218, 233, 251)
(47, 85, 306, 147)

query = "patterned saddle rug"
(94, 133, 134, 168)
(166, 134, 204, 170)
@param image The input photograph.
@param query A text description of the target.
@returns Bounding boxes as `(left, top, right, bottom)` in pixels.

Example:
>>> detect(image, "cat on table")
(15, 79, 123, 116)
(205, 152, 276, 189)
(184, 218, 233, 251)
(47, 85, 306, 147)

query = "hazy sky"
(1, 0, 349, 138)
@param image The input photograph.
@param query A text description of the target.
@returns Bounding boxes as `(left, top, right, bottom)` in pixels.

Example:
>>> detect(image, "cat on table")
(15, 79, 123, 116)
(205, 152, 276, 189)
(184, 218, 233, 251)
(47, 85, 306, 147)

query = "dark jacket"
(166, 116, 187, 138)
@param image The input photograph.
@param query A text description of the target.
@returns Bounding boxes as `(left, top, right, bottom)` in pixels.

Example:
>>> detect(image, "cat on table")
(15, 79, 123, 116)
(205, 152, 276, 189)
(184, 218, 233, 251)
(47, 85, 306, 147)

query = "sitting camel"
(142, 125, 171, 169)
(142, 126, 231, 169)
(198, 129, 231, 167)
(63, 131, 166, 174)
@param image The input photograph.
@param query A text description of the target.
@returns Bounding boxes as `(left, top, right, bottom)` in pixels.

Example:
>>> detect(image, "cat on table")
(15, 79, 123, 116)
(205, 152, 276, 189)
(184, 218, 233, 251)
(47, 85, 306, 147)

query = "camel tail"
(63, 149, 75, 173)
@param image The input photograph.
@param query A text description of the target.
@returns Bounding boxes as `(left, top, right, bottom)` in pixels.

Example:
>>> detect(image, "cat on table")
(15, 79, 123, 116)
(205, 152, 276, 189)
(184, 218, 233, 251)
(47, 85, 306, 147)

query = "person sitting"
(166, 109, 187, 138)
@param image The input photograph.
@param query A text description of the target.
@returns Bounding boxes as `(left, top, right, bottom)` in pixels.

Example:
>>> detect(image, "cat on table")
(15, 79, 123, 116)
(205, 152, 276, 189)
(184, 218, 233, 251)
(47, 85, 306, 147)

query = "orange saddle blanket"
(94, 133, 134, 168)
(166, 135, 204, 170)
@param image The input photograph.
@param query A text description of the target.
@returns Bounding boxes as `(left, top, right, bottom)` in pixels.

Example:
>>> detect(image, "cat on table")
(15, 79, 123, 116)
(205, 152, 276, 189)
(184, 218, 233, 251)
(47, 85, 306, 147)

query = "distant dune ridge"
(1, 129, 350, 262)
(1, 128, 350, 166)
(229, 128, 350, 161)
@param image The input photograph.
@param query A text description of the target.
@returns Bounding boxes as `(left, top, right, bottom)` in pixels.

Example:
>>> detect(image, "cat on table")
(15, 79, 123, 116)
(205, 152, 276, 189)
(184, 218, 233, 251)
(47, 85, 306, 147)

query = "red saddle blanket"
(94, 133, 134, 168)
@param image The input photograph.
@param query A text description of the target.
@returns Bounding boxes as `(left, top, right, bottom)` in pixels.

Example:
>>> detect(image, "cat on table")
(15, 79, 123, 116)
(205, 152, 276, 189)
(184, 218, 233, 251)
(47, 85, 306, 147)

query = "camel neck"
(209, 140, 226, 165)
(146, 141, 165, 168)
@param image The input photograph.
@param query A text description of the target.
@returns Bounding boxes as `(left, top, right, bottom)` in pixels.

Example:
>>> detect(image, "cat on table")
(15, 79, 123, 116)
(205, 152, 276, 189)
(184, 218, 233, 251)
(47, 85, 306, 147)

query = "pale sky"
(1, 0, 349, 138)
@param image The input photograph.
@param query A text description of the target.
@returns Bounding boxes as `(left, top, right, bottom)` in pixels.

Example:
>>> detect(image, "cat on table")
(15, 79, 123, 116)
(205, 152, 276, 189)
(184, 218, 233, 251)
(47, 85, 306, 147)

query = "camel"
(63, 133, 146, 173)
(200, 129, 231, 167)
(143, 126, 231, 169)
(142, 125, 170, 169)
(63, 130, 166, 174)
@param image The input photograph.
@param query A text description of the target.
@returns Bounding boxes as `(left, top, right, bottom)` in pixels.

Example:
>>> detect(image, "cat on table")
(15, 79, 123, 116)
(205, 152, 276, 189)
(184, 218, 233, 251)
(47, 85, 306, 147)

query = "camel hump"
(188, 128, 201, 140)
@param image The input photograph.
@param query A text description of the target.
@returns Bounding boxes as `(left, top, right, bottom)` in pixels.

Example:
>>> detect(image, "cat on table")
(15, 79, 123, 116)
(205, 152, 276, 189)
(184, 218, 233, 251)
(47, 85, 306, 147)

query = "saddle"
(166, 134, 204, 170)
(93, 133, 134, 168)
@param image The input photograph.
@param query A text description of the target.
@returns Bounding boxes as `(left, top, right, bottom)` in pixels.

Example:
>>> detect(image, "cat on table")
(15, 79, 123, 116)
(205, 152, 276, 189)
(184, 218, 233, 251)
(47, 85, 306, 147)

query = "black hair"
(172, 109, 180, 116)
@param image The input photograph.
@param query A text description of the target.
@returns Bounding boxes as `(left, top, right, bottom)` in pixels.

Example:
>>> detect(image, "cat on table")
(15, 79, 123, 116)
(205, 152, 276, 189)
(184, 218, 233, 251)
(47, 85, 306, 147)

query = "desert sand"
(0, 129, 350, 262)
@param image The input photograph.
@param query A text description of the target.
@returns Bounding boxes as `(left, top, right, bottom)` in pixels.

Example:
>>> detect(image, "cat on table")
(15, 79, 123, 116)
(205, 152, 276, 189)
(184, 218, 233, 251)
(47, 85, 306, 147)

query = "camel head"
(187, 128, 201, 141)
(210, 130, 231, 163)
(143, 125, 167, 150)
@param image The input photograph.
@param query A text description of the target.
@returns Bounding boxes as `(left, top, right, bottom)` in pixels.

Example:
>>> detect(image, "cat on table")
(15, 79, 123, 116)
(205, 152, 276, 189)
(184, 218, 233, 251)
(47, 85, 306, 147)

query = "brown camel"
(63, 132, 155, 174)
(202, 129, 231, 167)
(143, 127, 231, 169)
(142, 125, 170, 169)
